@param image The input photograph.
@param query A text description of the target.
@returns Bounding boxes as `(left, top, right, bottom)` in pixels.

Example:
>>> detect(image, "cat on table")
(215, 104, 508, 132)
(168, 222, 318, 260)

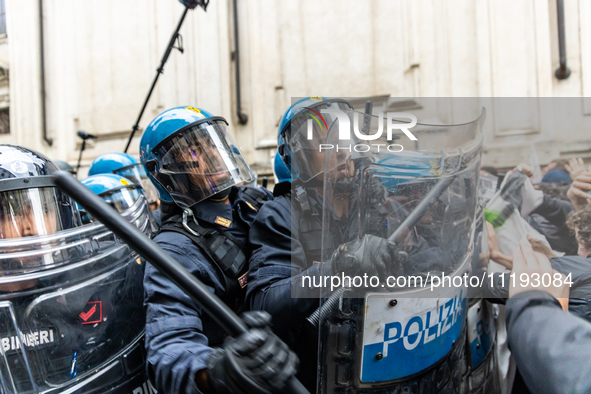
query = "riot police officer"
(248, 99, 500, 393)
(246, 97, 403, 391)
(140, 106, 298, 394)
(89, 152, 161, 222)
(0, 144, 151, 393)
(79, 173, 158, 234)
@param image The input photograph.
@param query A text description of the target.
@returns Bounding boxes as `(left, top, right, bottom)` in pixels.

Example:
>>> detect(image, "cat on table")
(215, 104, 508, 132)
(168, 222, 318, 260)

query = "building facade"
(2, 0, 591, 178)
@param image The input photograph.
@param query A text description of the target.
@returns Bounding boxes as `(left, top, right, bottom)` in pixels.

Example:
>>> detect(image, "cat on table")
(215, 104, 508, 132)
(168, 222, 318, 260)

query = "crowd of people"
(1, 98, 591, 394)
(477, 158, 591, 393)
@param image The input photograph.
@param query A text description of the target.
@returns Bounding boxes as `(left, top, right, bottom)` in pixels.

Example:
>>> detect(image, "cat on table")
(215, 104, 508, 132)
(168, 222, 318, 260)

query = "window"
(0, 108, 9, 135)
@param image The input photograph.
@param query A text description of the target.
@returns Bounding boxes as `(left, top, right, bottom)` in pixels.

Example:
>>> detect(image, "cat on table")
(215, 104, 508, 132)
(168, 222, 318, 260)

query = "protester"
(504, 239, 591, 394)
(565, 205, 591, 258)
(565, 157, 589, 181)
(541, 159, 569, 177)
(486, 211, 591, 325)
(567, 171, 591, 211)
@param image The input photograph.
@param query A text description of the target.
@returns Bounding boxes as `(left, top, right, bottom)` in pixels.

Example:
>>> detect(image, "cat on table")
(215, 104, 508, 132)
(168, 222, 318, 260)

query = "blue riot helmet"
(273, 151, 290, 183)
(88, 152, 136, 176)
(277, 96, 353, 182)
(79, 174, 146, 224)
(88, 152, 160, 208)
(140, 106, 255, 208)
(0, 145, 82, 241)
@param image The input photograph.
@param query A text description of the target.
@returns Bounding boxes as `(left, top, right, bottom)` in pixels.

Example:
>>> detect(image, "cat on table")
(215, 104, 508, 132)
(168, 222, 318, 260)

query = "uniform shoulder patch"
(244, 201, 258, 212)
(238, 272, 248, 288)
(214, 216, 232, 228)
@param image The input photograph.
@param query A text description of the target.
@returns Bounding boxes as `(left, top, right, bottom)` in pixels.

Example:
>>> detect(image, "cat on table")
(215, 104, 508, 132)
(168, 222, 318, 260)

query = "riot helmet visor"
(282, 100, 352, 182)
(113, 163, 159, 206)
(99, 185, 144, 213)
(151, 118, 254, 207)
(0, 187, 80, 241)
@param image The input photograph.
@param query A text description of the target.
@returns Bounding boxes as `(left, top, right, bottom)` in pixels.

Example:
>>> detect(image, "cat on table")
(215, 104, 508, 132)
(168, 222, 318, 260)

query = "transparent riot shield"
(317, 108, 488, 393)
(0, 194, 154, 394)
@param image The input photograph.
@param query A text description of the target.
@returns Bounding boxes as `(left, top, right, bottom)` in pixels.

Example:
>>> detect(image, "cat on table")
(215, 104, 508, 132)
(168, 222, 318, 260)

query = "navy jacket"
(144, 187, 272, 394)
(246, 184, 340, 391)
(507, 291, 591, 394)
(246, 189, 327, 339)
(248, 180, 382, 391)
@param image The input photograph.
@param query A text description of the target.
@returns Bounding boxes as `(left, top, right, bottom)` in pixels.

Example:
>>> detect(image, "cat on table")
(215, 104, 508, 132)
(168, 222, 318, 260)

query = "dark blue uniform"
(151, 208, 162, 228)
(246, 183, 352, 390)
(246, 184, 344, 337)
(144, 186, 272, 394)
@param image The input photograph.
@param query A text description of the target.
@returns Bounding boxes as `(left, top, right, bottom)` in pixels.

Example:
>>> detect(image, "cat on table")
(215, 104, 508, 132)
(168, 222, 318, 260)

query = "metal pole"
(124, 8, 189, 152)
(554, 0, 571, 80)
(232, 0, 248, 125)
(76, 140, 85, 175)
(53, 172, 309, 394)
(39, 0, 52, 146)
(388, 176, 456, 243)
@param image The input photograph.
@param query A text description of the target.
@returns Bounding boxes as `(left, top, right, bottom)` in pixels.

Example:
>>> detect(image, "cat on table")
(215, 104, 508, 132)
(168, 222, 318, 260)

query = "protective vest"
(275, 184, 336, 267)
(156, 187, 270, 307)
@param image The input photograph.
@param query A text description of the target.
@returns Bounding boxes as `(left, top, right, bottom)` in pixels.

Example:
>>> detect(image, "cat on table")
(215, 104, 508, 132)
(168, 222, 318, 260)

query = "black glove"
(206, 311, 299, 394)
(331, 234, 403, 278)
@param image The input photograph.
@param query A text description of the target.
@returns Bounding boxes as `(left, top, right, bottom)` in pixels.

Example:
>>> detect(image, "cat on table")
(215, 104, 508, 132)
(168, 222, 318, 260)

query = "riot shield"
(0, 194, 154, 394)
(316, 108, 495, 393)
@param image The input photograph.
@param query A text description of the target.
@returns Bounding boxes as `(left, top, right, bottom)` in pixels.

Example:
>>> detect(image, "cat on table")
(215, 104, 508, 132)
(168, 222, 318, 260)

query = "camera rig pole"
(124, 7, 190, 153)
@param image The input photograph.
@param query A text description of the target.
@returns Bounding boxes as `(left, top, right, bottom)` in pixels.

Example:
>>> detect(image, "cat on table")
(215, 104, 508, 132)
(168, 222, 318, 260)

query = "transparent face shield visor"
(113, 163, 159, 206)
(152, 118, 254, 208)
(79, 185, 145, 225)
(100, 185, 144, 214)
(0, 187, 82, 274)
(282, 100, 353, 182)
(0, 187, 79, 240)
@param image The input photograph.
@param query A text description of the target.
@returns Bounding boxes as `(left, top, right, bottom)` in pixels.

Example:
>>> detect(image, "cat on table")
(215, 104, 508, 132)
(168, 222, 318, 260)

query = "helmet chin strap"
(208, 187, 232, 202)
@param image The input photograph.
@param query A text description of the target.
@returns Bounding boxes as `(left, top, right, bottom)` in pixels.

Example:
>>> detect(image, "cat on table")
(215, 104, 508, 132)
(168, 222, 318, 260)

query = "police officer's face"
(1, 202, 58, 239)
(297, 122, 346, 181)
(0, 202, 52, 291)
(176, 137, 231, 191)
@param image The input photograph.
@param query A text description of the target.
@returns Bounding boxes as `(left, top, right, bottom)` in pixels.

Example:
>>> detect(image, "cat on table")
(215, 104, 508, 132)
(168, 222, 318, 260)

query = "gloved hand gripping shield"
(149, 117, 254, 208)
(0, 173, 153, 392)
(316, 109, 485, 393)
